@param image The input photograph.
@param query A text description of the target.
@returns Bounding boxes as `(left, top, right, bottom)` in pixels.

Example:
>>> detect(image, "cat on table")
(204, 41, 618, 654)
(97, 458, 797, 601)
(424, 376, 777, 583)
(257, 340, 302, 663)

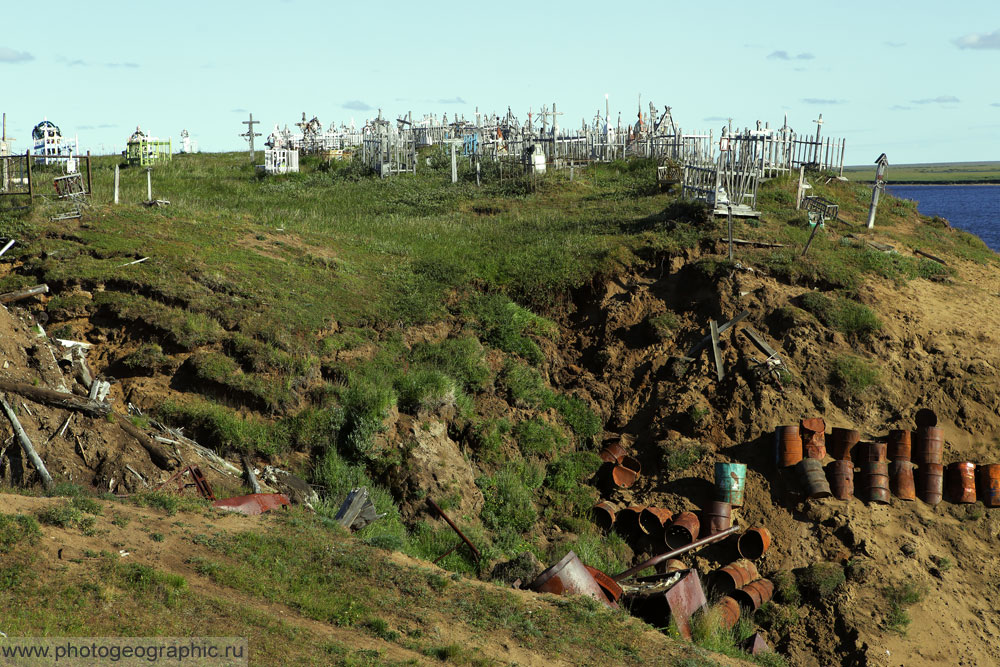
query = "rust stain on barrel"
(918, 463, 944, 505)
(946, 462, 977, 504)
(701, 501, 732, 536)
(861, 461, 890, 504)
(913, 427, 944, 466)
(977, 464, 1000, 507)
(829, 428, 860, 461)
(592, 502, 617, 532)
(775, 425, 803, 467)
(800, 417, 827, 459)
(664, 512, 700, 550)
(888, 430, 911, 461)
(530, 551, 613, 608)
(826, 460, 854, 500)
(889, 461, 916, 501)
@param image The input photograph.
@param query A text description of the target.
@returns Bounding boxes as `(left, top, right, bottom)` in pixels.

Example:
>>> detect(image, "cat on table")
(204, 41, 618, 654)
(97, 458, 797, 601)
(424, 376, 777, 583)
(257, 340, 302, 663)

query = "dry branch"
(0, 378, 110, 416)
(118, 418, 180, 471)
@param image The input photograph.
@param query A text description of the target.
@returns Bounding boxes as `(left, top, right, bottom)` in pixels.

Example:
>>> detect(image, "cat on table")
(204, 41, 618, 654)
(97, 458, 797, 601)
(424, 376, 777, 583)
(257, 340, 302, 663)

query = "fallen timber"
(0, 378, 110, 417)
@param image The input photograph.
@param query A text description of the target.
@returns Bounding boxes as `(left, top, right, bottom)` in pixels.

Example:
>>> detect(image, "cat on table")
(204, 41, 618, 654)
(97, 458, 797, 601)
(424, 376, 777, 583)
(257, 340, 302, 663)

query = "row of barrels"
(778, 424, 1000, 506)
(706, 560, 775, 629)
(776, 422, 950, 466)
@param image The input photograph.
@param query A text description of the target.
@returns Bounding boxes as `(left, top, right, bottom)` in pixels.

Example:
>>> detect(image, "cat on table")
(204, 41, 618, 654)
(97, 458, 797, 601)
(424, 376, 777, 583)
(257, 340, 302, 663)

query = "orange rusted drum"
(977, 464, 1000, 507)
(826, 460, 854, 500)
(775, 425, 803, 467)
(854, 441, 886, 464)
(798, 458, 832, 499)
(614, 506, 645, 537)
(887, 430, 911, 462)
(861, 461, 890, 504)
(620, 455, 642, 475)
(664, 512, 700, 550)
(732, 578, 774, 612)
(946, 462, 977, 504)
(592, 502, 617, 532)
(709, 560, 760, 595)
(716, 596, 741, 629)
(829, 428, 860, 461)
(530, 551, 613, 607)
(611, 464, 638, 488)
(599, 442, 627, 464)
(801, 417, 826, 459)
(917, 463, 944, 505)
(889, 461, 916, 501)
(654, 558, 688, 574)
(737, 527, 772, 560)
(913, 427, 944, 466)
(639, 507, 673, 537)
(701, 501, 732, 537)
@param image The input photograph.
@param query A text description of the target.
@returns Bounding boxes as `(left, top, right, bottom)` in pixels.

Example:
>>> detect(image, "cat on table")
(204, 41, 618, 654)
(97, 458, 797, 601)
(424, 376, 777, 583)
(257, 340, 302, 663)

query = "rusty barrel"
(664, 511, 700, 550)
(585, 565, 623, 605)
(860, 461, 890, 504)
(709, 560, 760, 595)
(599, 442, 626, 464)
(591, 502, 617, 532)
(714, 462, 747, 506)
(654, 558, 688, 574)
(639, 508, 673, 537)
(732, 578, 774, 612)
(715, 596, 741, 630)
(798, 458, 832, 499)
(825, 460, 854, 500)
(529, 551, 611, 607)
(888, 430, 912, 462)
(917, 463, 944, 505)
(889, 461, 916, 501)
(800, 417, 826, 459)
(610, 464, 639, 488)
(614, 506, 645, 538)
(775, 425, 803, 468)
(737, 527, 772, 560)
(828, 428, 860, 461)
(854, 441, 886, 464)
(620, 455, 642, 475)
(946, 462, 977, 504)
(977, 464, 1000, 507)
(701, 501, 732, 536)
(913, 427, 944, 466)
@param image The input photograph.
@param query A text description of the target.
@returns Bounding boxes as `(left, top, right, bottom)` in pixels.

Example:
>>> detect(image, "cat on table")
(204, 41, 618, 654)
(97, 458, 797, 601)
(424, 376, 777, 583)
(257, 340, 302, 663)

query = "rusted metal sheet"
(737, 527, 771, 560)
(741, 632, 772, 656)
(155, 465, 216, 500)
(798, 458, 832, 499)
(888, 429, 911, 461)
(978, 464, 1000, 507)
(664, 512, 700, 549)
(828, 427, 859, 461)
(800, 417, 826, 459)
(826, 460, 854, 500)
(889, 461, 916, 501)
(917, 463, 944, 505)
(530, 551, 614, 608)
(212, 493, 291, 515)
(701, 501, 732, 536)
(585, 565, 623, 604)
(946, 462, 977, 504)
(639, 507, 673, 536)
(592, 501, 617, 532)
(665, 569, 708, 639)
(913, 427, 943, 466)
(775, 425, 803, 467)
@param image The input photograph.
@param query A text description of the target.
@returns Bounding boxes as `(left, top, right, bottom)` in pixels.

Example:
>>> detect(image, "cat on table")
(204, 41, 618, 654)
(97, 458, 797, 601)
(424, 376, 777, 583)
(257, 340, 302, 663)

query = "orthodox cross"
(241, 113, 261, 163)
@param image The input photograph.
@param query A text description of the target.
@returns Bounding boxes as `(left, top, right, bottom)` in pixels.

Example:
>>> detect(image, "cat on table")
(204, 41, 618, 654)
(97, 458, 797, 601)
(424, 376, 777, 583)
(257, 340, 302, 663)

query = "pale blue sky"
(1, 0, 998, 164)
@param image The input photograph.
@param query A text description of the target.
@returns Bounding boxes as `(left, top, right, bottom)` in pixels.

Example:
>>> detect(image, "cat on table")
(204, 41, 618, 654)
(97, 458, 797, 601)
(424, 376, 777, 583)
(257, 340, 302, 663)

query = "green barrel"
(715, 462, 748, 507)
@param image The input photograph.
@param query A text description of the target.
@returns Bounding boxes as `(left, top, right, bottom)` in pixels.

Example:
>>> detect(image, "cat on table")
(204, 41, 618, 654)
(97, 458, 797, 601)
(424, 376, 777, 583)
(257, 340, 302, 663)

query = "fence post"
(114, 164, 120, 204)
(25, 150, 33, 198)
(86, 151, 93, 194)
(146, 168, 152, 201)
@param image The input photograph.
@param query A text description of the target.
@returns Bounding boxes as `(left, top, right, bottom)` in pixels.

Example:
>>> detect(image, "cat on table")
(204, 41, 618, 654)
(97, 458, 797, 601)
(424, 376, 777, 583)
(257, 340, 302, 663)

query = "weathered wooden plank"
(687, 310, 750, 358)
(0, 378, 109, 416)
(742, 326, 779, 359)
(710, 319, 724, 381)
(1, 395, 53, 490)
(913, 248, 946, 265)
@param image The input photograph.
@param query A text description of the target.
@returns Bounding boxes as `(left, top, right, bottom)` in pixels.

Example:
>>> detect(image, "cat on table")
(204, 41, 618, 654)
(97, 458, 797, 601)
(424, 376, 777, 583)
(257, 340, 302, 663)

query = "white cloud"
(911, 95, 960, 104)
(0, 47, 32, 63)
(954, 28, 1000, 49)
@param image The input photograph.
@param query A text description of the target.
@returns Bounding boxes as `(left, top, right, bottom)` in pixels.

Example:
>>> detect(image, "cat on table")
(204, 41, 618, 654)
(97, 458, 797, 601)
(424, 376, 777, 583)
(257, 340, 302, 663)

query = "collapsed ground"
(1, 152, 999, 666)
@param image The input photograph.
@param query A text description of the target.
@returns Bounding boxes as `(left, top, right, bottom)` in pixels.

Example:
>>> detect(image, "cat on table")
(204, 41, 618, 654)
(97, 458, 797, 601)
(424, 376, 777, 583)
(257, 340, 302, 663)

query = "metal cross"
(241, 113, 261, 163)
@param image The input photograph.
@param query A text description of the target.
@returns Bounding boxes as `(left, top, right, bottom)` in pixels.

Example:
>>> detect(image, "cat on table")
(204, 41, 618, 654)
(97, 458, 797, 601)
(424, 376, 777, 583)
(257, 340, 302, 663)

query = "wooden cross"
(551, 103, 563, 135)
(241, 113, 261, 163)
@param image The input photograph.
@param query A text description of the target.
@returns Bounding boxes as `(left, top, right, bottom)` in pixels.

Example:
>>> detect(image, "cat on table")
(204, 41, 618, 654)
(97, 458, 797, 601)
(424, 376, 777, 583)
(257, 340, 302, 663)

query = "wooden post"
(795, 165, 805, 209)
(727, 204, 734, 261)
(2, 395, 54, 490)
(709, 319, 724, 382)
(866, 185, 880, 230)
(113, 164, 120, 204)
(146, 168, 152, 201)
(25, 150, 32, 198)
(241, 454, 261, 494)
(450, 143, 457, 183)
(85, 151, 92, 194)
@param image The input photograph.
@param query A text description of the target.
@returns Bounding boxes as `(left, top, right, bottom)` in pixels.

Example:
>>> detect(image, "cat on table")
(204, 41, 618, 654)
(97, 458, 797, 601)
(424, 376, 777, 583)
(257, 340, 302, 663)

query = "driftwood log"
(0, 379, 110, 417)
(241, 454, 262, 494)
(118, 418, 180, 471)
(1, 395, 54, 490)
(0, 284, 48, 304)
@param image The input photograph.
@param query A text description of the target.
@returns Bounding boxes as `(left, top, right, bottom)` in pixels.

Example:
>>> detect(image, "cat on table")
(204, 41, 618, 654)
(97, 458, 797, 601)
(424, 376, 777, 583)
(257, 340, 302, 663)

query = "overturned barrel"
(737, 527, 772, 560)
(731, 578, 775, 612)
(639, 508, 673, 537)
(701, 501, 732, 537)
(887, 430, 912, 462)
(592, 502, 617, 532)
(709, 560, 760, 595)
(614, 506, 645, 538)
(775, 426, 803, 468)
(798, 458, 832, 499)
(715, 462, 747, 507)
(917, 463, 944, 505)
(599, 442, 627, 464)
(716, 596, 741, 630)
(530, 551, 613, 607)
(828, 428, 860, 461)
(978, 464, 1000, 507)
(889, 461, 916, 501)
(610, 464, 639, 489)
(800, 417, 827, 459)
(826, 460, 854, 500)
(664, 511, 701, 550)
(860, 461, 890, 504)
(946, 462, 977, 504)
(913, 427, 944, 466)
(854, 441, 887, 464)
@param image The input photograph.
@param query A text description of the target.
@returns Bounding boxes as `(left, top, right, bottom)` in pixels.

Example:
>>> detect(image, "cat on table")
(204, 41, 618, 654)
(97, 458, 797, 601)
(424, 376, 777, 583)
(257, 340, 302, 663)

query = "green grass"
(797, 562, 846, 598)
(883, 580, 926, 634)
(830, 354, 880, 396)
(798, 292, 881, 338)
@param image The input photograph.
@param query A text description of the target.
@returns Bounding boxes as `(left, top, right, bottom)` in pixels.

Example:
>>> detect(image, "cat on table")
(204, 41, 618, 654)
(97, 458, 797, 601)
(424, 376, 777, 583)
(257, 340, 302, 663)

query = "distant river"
(888, 185, 1000, 252)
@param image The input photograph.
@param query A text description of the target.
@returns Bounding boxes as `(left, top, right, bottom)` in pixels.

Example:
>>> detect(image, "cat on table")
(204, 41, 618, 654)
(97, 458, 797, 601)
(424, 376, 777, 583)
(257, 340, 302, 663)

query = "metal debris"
(213, 493, 291, 516)
(426, 497, 481, 564)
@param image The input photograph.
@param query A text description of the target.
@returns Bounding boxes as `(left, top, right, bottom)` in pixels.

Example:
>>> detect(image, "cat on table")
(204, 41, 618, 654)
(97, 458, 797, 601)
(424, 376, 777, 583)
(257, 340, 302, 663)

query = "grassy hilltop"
(1, 150, 998, 665)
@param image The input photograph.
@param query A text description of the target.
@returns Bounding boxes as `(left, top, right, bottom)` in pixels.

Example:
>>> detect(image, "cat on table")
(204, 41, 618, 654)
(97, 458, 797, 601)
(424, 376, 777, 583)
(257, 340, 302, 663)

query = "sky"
(1, 0, 998, 165)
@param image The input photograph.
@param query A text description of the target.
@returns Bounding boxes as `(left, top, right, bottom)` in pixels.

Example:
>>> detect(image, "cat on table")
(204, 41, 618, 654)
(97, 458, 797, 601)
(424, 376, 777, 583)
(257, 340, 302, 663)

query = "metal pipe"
(612, 524, 740, 582)
(427, 497, 481, 562)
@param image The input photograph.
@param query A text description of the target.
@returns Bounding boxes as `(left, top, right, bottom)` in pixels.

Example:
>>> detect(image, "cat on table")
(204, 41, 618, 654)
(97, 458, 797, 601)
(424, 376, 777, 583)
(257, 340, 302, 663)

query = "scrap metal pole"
(612, 525, 739, 582)
(26, 150, 33, 198)
(1, 395, 54, 490)
(86, 151, 92, 195)
(867, 184, 880, 230)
